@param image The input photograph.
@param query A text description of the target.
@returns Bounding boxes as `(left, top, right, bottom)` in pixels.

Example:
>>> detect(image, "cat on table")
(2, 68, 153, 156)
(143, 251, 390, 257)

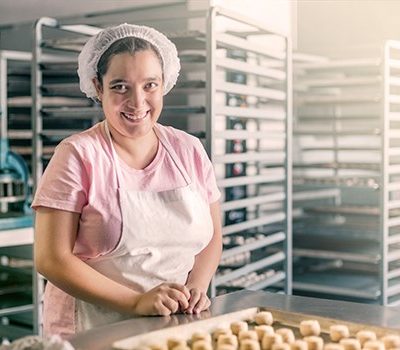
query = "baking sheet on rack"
(112, 307, 399, 350)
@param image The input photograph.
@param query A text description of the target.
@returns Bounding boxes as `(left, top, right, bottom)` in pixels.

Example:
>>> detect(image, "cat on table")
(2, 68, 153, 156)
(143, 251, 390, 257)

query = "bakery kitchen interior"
(0, 0, 399, 348)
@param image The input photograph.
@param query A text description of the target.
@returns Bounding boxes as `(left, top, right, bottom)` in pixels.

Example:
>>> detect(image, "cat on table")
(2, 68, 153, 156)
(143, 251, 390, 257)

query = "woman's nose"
(127, 88, 145, 109)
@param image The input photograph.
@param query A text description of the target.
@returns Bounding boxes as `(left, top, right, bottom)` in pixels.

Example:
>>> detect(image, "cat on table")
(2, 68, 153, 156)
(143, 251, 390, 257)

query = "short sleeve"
(193, 138, 221, 204)
(31, 141, 89, 213)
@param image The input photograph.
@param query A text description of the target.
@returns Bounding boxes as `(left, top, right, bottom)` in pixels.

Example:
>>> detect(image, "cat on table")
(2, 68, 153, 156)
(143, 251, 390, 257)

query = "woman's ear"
(92, 78, 103, 101)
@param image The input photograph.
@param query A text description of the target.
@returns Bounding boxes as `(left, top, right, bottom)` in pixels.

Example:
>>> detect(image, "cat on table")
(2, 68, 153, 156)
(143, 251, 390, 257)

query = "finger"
(167, 288, 189, 310)
(162, 296, 179, 314)
(193, 294, 209, 314)
(154, 299, 172, 316)
(168, 283, 191, 299)
(187, 289, 201, 314)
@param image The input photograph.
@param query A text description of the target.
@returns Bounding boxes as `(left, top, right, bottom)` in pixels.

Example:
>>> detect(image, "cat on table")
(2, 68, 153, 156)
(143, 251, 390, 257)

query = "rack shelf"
(293, 41, 400, 305)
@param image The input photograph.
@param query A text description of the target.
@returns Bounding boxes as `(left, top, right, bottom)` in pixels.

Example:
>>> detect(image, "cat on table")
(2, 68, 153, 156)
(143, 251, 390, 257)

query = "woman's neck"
(106, 123, 159, 170)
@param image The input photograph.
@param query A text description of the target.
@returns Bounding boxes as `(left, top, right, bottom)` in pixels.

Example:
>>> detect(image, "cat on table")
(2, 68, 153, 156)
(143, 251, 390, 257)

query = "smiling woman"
(31, 23, 222, 339)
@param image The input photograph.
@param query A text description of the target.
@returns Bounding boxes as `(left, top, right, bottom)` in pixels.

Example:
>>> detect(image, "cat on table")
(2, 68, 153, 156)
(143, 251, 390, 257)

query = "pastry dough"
(167, 338, 186, 350)
(339, 338, 361, 350)
(272, 344, 291, 350)
(255, 325, 275, 341)
(330, 325, 350, 342)
(240, 339, 261, 350)
(382, 336, 400, 349)
(192, 340, 212, 350)
(276, 328, 295, 344)
(304, 336, 324, 350)
(255, 311, 274, 326)
(217, 334, 239, 349)
(217, 345, 237, 350)
(171, 346, 190, 350)
(290, 339, 308, 350)
(324, 343, 344, 350)
(231, 321, 249, 335)
(355, 330, 376, 346)
(381, 335, 400, 349)
(148, 344, 168, 350)
(213, 328, 234, 342)
(363, 340, 385, 350)
(239, 330, 259, 342)
(191, 332, 212, 344)
(262, 333, 284, 350)
(300, 320, 321, 337)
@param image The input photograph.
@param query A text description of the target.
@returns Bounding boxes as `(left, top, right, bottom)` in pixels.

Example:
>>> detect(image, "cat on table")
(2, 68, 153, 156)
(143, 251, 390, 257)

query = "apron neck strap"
(103, 121, 191, 186)
(153, 124, 191, 185)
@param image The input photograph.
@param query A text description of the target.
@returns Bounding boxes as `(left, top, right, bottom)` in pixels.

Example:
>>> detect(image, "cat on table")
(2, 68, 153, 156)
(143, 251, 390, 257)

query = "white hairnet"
(77, 23, 180, 99)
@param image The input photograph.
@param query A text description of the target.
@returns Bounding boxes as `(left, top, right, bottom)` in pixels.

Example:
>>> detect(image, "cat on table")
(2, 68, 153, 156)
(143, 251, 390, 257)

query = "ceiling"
(0, 0, 180, 26)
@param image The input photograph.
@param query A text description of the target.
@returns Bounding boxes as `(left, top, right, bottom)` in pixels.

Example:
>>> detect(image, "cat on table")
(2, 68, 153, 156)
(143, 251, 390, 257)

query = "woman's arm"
(184, 200, 223, 313)
(35, 207, 190, 316)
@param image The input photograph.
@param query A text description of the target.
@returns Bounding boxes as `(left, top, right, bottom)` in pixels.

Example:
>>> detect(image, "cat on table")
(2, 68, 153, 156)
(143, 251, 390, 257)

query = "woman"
(33, 23, 222, 337)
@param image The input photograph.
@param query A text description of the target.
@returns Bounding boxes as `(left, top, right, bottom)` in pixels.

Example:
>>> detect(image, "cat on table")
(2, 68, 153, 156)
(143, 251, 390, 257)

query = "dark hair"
(96, 37, 163, 87)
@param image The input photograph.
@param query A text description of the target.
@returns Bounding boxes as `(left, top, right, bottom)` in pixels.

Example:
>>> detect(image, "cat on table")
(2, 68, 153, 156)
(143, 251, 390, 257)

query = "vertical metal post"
(0, 53, 8, 213)
(380, 41, 390, 305)
(284, 36, 293, 294)
(206, 6, 217, 298)
(31, 16, 58, 335)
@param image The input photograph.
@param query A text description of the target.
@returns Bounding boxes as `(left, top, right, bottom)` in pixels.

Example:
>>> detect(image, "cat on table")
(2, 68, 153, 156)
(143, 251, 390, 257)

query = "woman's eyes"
(110, 82, 158, 92)
(111, 84, 128, 92)
(144, 82, 158, 90)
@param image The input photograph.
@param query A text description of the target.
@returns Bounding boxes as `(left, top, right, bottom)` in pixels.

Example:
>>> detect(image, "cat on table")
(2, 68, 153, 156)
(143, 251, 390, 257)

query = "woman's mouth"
(121, 111, 149, 122)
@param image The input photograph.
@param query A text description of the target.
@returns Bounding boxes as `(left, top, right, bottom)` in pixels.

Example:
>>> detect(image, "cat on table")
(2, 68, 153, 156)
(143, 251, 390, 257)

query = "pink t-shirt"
(32, 121, 220, 259)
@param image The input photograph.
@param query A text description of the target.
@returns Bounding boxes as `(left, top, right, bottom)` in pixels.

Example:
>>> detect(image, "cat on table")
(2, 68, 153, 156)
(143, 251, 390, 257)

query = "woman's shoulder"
(157, 124, 204, 153)
(57, 122, 108, 156)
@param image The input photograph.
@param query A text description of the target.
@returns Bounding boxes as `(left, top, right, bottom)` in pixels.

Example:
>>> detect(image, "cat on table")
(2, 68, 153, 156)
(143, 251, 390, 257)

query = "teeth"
(122, 112, 147, 120)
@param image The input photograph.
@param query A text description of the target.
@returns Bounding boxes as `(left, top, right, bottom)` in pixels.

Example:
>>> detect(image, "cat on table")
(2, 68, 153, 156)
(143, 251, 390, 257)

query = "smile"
(121, 111, 148, 121)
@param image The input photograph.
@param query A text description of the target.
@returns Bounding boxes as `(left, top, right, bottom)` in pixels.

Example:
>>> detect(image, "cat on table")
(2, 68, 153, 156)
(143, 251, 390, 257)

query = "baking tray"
(112, 307, 399, 350)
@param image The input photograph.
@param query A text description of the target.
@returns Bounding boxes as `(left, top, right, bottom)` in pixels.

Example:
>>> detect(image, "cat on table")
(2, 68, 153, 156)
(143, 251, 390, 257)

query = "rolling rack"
(293, 41, 400, 306)
(0, 50, 35, 342)
(30, 3, 292, 333)
(31, 19, 104, 335)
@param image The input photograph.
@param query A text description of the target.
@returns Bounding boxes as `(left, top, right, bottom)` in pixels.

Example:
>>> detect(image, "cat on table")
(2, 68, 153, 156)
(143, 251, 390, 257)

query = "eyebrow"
(109, 76, 162, 85)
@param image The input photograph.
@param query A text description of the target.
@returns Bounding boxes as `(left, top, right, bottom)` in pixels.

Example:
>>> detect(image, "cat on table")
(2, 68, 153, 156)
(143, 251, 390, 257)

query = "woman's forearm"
(37, 251, 140, 315)
(185, 201, 223, 291)
(35, 208, 140, 315)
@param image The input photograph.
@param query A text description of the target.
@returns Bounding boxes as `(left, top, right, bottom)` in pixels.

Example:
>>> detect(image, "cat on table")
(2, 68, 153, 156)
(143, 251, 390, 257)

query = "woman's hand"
(133, 283, 190, 316)
(184, 287, 211, 314)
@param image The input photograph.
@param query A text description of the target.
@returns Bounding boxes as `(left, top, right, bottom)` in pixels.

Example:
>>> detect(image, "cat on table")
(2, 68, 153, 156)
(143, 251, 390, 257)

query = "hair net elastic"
(77, 23, 180, 99)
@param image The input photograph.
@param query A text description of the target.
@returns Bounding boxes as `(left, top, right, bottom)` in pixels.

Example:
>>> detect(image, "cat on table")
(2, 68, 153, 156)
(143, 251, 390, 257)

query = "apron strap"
(103, 121, 192, 187)
(153, 123, 192, 186)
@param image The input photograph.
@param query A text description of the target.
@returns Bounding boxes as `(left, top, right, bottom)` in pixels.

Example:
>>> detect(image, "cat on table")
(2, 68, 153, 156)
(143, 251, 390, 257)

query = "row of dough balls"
(140, 312, 400, 350)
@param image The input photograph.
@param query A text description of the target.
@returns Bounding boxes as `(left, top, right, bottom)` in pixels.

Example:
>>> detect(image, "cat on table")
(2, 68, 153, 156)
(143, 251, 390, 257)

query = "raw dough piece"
(330, 325, 350, 342)
(300, 321, 321, 337)
(304, 336, 324, 350)
(255, 312, 274, 326)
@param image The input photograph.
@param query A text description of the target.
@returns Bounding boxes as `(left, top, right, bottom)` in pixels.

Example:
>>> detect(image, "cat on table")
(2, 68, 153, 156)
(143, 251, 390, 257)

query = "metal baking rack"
(156, 7, 292, 297)
(30, 19, 105, 336)
(293, 41, 400, 306)
(0, 50, 38, 341)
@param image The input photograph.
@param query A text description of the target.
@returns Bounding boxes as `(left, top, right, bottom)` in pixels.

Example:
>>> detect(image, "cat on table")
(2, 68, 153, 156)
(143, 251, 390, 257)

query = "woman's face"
(96, 50, 164, 140)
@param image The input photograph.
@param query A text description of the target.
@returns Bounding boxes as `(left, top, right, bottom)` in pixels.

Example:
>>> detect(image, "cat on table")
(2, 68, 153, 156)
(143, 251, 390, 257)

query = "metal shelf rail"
(293, 41, 400, 306)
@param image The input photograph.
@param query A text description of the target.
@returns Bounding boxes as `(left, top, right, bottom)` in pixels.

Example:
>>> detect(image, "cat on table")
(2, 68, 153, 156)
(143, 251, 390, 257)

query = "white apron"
(75, 121, 214, 332)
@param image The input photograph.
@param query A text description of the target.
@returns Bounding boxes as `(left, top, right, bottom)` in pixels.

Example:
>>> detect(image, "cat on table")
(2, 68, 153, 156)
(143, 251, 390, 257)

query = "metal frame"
(293, 40, 400, 306)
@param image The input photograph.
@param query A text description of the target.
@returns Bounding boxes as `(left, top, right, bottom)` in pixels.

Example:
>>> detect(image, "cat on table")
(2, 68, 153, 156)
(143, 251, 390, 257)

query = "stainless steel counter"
(69, 290, 400, 350)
